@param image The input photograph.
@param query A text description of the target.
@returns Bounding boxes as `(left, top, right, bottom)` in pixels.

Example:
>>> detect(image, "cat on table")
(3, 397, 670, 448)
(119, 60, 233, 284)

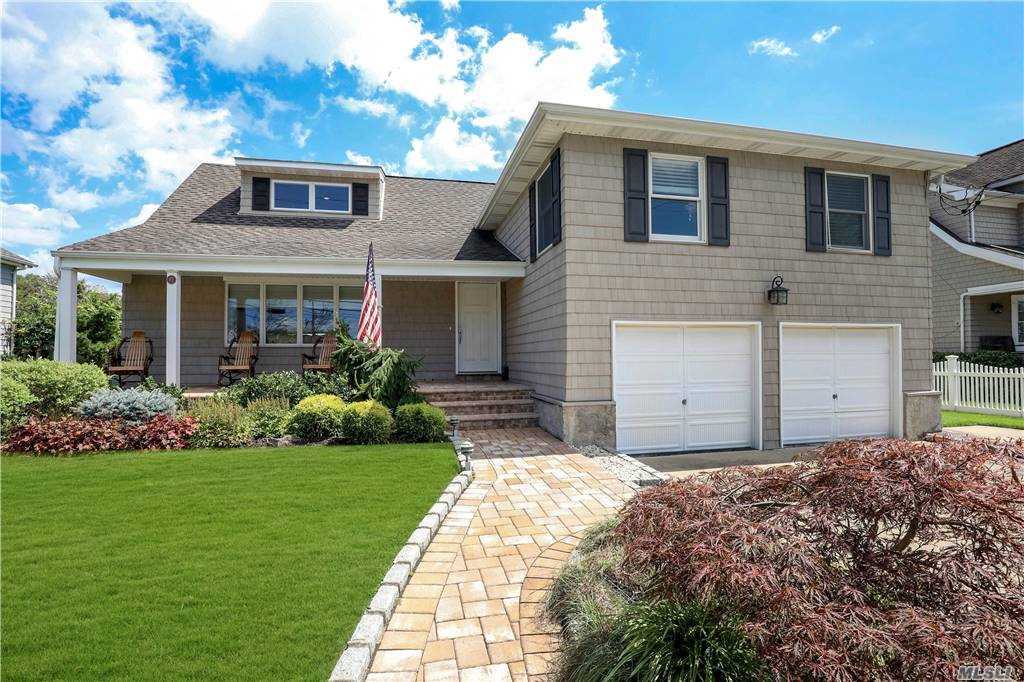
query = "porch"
(53, 258, 523, 387)
(960, 282, 1024, 353)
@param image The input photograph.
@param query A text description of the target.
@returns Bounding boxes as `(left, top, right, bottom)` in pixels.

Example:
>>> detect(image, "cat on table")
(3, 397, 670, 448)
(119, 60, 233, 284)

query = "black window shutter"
(550, 149, 562, 246)
(528, 183, 537, 263)
(352, 183, 369, 216)
(871, 174, 892, 256)
(623, 148, 648, 242)
(804, 167, 826, 252)
(706, 156, 730, 246)
(252, 177, 270, 211)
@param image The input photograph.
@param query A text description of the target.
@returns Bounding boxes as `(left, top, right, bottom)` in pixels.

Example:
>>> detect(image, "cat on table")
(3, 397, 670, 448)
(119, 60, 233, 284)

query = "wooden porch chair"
(105, 330, 153, 386)
(218, 331, 259, 386)
(302, 332, 337, 375)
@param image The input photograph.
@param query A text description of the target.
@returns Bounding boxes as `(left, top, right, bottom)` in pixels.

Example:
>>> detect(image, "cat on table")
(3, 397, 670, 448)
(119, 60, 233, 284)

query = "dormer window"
(271, 180, 351, 214)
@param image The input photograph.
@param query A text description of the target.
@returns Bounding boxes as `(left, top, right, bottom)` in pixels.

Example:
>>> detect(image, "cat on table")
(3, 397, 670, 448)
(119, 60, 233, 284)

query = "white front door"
(613, 324, 757, 454)
(456, 282, 500, 373)
(780, 325, 894, 445)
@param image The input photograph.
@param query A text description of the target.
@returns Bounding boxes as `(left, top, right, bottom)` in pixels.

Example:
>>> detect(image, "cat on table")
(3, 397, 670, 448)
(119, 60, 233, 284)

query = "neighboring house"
(54, 103, 974, 453)
(0, 248, 36, 354)
(928, 139, 1024, 356)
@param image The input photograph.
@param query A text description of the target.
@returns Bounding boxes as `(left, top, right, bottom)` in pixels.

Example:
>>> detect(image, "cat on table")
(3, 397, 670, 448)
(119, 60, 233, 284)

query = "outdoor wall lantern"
(767, 275, 789, 306)
(990, 302, 1004, 314)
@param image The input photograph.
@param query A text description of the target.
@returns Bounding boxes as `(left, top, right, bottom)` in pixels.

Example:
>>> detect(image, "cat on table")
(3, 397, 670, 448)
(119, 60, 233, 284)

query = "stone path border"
(329, 440, 474, 682)
(517, 534, 583, 678)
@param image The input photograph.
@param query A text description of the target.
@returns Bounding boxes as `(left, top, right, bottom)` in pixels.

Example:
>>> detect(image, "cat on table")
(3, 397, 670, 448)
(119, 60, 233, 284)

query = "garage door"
(613, 324, 757, 454)
(780, 326, 895, 445)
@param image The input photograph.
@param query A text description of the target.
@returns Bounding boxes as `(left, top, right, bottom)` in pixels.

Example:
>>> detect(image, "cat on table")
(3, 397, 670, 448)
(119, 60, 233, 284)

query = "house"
(1, 247, 35, 354)
(53, 103, 975, 453)
(928, 139, 1024, 356)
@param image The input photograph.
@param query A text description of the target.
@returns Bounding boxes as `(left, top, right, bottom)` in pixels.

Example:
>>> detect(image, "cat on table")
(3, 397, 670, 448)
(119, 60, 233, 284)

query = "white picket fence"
(932, 355, 1024, 417)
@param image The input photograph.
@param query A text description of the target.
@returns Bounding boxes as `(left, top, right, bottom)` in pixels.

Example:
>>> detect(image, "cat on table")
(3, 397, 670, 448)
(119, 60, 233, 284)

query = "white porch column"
(55, 266, 78, 362)
(165, 271, 182, 386)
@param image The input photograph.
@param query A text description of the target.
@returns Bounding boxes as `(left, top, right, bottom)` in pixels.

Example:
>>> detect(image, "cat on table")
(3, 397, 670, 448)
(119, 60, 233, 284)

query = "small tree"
(12, 273, 122, 366)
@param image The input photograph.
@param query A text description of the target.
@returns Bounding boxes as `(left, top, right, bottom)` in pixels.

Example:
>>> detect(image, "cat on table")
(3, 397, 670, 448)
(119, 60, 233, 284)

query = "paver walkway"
(461, 428, 576, 459)
(366, 450, 634, 681)
(944, 425, 1024, 441)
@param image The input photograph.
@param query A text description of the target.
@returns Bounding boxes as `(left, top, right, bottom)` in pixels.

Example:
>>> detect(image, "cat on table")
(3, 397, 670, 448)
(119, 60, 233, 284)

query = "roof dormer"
(234, 157, 386, 220)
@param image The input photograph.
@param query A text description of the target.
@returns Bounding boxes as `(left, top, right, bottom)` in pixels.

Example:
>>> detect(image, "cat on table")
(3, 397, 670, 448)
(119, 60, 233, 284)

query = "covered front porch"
(53, 253, 525, 387)
(960, 281, 1024, 353)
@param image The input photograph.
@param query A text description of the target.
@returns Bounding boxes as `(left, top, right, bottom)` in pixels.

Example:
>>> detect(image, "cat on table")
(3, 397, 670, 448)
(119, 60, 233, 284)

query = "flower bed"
(546, 437, 1024, 680)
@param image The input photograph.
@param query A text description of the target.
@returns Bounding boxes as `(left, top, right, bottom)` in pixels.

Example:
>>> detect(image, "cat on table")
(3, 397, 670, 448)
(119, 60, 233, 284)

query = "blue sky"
(2, 1, 1021, 282)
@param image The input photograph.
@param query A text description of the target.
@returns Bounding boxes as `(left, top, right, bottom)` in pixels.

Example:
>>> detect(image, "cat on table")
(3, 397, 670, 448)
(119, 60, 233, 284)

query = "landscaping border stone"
(327, 440, 474, 682)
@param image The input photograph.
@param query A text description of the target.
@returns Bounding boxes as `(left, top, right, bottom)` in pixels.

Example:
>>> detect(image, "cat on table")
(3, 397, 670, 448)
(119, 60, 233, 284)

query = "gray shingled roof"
(1, 247, 35, 268)
(947, 139, 1024, 189)
(58, 164, 519, 262)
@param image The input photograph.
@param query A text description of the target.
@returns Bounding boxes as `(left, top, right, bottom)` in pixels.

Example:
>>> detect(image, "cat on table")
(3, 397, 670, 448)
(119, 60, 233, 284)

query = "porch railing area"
(932, 355, 1024, 417)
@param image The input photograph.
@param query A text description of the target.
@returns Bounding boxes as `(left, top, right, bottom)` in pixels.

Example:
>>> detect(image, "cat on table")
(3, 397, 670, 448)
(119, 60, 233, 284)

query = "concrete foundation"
(903, 390, 942, 440)
(534, 395, 616, 450)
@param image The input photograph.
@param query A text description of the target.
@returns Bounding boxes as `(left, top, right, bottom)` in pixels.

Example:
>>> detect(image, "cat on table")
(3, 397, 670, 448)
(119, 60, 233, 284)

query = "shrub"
(283, 394, 346, 441)
(225, 371, 312, 407)
(397, 392, 427, 406)
(612, 437, 1024, 680)
(1, 375, 36, 434)
(302, 371, 355, 400)
(932, 349, 1024, 368)
(185, 398, 253, 449)
(333, 336, 421, 409)
(1, 359, 108, 417)
(394, 403, 447, 442)
(4, 415, 197, 455)
(244, 397, 291, 440)
(138, 377, 186, 407)
(77, 388, 177, 423)
(339, 400, 394, 444)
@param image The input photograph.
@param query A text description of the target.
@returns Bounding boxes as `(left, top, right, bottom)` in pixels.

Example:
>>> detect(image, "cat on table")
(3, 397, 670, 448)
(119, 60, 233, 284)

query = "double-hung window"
(534, 162, 557, 255)
(271, 180, 351, 214)
(825, 172, 870, 251)
(1012, 294, 1024, 351)
(649, 153, 704, 242)
(226, 283, 365, 346)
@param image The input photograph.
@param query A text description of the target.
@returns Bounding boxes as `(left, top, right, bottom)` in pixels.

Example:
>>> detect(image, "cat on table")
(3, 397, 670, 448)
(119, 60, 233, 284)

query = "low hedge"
(185, 399, 253, 449)
(244, 397, 291, 440)
(5, 415, 197, 455)
(932, 350, 1023, 368)
(1, 359, 108, 417)
(284, 394, 346, 441)
(1, 375, 36, 434)
(77, 388, 177, 423)
(338, 400, 393, 445)
(394, 403, 447, 443)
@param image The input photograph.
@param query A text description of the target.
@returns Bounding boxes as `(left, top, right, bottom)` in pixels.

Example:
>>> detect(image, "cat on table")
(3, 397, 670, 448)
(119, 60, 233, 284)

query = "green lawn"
(942, 410, 1024, 430)
(1, 444, 458, 681)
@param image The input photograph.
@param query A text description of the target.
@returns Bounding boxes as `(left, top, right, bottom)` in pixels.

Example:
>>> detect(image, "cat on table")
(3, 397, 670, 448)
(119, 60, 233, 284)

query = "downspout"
(959, 291, 968, 352)
(969, 211, 976, 242)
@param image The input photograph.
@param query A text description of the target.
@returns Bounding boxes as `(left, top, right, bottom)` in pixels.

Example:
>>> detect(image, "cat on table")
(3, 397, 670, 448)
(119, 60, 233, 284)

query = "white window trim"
(647, 152, 706, 244)
(534, 162, 555, 258)
(270, 179, 352, 214)
(824, 171, 872, 254)
(224, 282, 362, 347)
(1012, 294, 1024, 350)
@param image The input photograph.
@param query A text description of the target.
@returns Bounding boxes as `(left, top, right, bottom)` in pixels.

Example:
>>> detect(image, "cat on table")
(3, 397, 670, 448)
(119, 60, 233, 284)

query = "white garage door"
(614, 324, 757, 454)
(780, 326, 895, 445)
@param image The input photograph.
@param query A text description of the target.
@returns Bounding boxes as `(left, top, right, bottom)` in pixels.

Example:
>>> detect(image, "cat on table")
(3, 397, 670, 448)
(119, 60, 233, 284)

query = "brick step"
(420, 389, 532, 403)
(447, 412, 539, 429)
(434, 398, 536, 416)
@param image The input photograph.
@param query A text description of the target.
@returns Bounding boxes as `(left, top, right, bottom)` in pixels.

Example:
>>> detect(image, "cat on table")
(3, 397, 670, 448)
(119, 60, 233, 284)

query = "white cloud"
(1, 121, 42, 159)
(46, 184, 103, 212)
(810, 25, 841, 44)
(22, 248, 55, 277)
(335, 96, 398, 118)
(110, 203, 160, 232)
(440, 0, 460, 12)
(748, 37, 799, 58)
(3, 3, 237, 194)
(404, 118, 503, 175)
(291, 122, 312, 149)
(1, 201, 80, 247)
(345, 150, 376, 166)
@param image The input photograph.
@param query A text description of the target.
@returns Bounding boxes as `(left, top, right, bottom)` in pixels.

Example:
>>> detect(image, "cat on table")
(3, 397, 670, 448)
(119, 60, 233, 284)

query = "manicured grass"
(942, 410, 1024, 430)
(1, 444, 458, 681)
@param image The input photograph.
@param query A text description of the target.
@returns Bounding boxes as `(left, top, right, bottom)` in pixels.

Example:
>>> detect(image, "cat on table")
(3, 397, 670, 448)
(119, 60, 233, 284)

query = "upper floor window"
(825, 172, 870, 251)
(534, 162, 557, 255)
(649, 153, 704, 243)
(271, 180, 351, 214)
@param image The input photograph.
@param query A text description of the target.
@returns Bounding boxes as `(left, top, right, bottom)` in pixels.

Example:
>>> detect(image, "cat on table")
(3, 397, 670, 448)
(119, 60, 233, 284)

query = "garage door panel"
(835, 328, 889, 354)
(836, 411, 890, 439)
(783, 328, 834, 353)
(688, 387, 752, 416)
(686, 357, 751, 383)
(685, 326, 752, 354)
(836, 355, 889, 380)
(618, 421, 683, 453)
(783, 385, 833, 411)
(616, 388, 682, 420)
(686, 419, 753, 450)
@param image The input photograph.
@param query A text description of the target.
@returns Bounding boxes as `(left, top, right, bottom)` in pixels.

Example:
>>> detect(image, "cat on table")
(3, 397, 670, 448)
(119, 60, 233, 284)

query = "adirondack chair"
(218, 331, 259, 386)
(105, 330, 154, 386)
(302, 332, 337, 375)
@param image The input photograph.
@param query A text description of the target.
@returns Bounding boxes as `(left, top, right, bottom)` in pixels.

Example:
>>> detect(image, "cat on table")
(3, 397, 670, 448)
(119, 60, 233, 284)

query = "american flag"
(357, 243, 382, 347)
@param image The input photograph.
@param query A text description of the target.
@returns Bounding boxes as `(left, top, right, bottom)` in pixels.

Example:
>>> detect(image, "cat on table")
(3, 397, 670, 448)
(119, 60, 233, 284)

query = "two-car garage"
(612, 321, 902, 454)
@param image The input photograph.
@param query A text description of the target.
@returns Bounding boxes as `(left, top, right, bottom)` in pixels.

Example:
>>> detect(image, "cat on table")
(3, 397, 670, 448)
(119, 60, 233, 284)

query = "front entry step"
(419, 380, 539, 430)
(451, 412, 539, 429)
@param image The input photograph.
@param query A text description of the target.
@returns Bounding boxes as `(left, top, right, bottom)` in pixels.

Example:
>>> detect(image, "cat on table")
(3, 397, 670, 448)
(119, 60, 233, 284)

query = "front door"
(456, 282, 500, 373)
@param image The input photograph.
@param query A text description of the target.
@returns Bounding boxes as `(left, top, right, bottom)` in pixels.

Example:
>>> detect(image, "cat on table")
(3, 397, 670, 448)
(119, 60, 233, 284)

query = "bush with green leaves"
(1, 375, 36, 434)
(339, 400, 394, 444)
(138, 376, 186, 407)
(185, 398, 253, 449)
(224, 371, 313, 407)
(283, 394, 346, 441)
(244, 397, 291, 440)
(77, 388, 177, 423)
(932, 349, 1023, 368)
(394, 403, 447, 443)
(332, 336, 421, 409)
(397, 392, 427, 407)
(302, 371, 355, 400)
(1, 359, 109, 417)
